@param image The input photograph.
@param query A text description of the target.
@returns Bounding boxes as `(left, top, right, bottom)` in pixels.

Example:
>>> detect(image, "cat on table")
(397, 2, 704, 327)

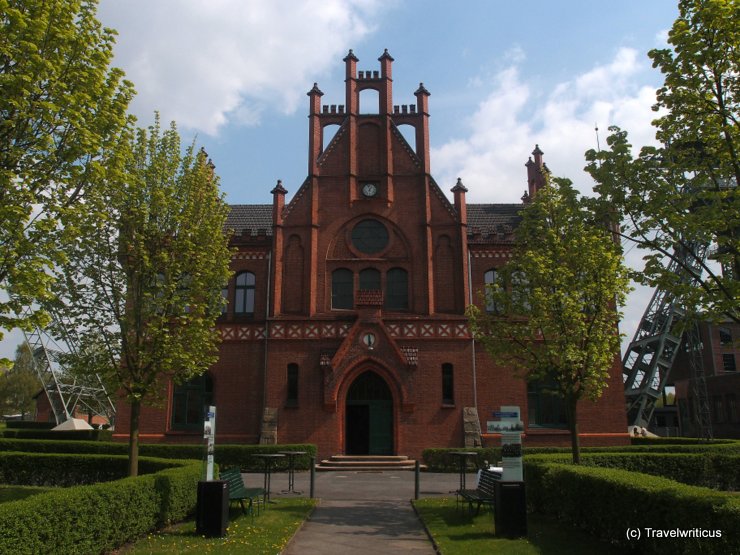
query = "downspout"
(261, 250, 272, 441)
(468, 250, 478, 409)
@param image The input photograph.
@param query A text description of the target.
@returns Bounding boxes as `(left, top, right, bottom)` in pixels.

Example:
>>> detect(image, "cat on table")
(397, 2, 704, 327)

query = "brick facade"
(671, 320, 740, 438)
(112, 51, 629, 458)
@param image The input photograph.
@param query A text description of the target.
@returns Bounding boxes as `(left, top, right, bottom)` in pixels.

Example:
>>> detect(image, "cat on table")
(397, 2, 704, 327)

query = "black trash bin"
(493, 480, 527, 538)
(196, 480, 229, 537)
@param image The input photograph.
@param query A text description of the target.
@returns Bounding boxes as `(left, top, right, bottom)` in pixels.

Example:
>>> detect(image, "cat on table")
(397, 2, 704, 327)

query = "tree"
(50, 118, 232, 476)
(0, 343, 39, 419)
(0, 0, 134, 352)
(467, 178, 631, 463)
(586, 0, 739, 325)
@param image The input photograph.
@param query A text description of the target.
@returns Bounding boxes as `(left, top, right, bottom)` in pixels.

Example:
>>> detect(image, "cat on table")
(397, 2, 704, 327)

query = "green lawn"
(0, 485, 55, 503)
(413, 498, 623, 555)
(120, 497, 316, 554)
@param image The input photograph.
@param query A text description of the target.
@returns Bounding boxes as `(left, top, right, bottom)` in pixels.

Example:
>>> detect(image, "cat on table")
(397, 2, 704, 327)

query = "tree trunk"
(128, 399, 141, 477)
(566, 395, 581, 464)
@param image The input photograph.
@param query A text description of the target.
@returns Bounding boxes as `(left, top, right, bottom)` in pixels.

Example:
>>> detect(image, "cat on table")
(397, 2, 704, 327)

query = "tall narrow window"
(527, 380, 567, 428)
(171, 373, 213, 430)
(719, 327, 732, 346)
(359, 268, 381, 290)
(442, 363, 454, 405)
(386, 267, 408, 310)
(234, 271, 255, 315)
(727, 394, 738, 423)
(220, 284, 229, 315)
(484, 269, 498, 313)
(723, 354, 736, 372)
(287, 363, 299, 406)
(713, 396, 725, 423)
(332, 268, 353, 309)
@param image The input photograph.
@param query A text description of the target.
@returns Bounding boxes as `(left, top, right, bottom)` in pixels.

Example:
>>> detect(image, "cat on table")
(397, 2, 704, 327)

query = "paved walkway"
(249, 469, 469, 555)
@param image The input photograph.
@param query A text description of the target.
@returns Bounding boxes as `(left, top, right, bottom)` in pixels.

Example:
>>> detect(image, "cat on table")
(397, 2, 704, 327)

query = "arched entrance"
(345, 371, 393, 455)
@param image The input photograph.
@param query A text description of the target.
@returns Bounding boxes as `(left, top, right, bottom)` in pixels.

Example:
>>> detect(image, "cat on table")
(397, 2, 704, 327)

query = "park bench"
(457, 468, 501, 515)
(219, 467, 266, 518)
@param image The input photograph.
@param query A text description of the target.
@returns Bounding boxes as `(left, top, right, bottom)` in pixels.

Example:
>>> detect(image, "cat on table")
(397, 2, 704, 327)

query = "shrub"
(0, 438, 125, 455)
(526, 452, 740, 491)
(0, 439, 317, 470)
(1, 428, 113, 441)
(631, 437, 738, 447)
(0, 452, 180, 486)
(4, 421, 55, 430)
(422, 448, 500, 472)
(525, 461, 740, 554)
(0, 457, 200, 554)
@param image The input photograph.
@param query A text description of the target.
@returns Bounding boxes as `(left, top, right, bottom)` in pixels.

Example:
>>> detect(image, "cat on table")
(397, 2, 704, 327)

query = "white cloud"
(431, 47, 659, 203)
(432, 48, 665, 353)
(98, 0, 391, 135)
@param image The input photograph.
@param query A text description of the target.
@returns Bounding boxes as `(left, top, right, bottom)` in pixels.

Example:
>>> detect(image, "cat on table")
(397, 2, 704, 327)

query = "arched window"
(171, 373, 213, 430)
(397, 123, 416, 153)
(332, 268, 353, 309)
(442, 363, 454, 405)
(484, 269, 498, 313)
(286, 363, 299, 406)
(385, 268, 408, 310)
(359, 88, 380, 114)
(234, 271, 256, 315)
(359, 268, 381, 291)
(322, 123, 341, 153)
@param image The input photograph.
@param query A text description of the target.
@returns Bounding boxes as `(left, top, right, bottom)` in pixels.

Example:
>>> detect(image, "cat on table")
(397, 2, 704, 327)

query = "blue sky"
(1, 0, 679, 360)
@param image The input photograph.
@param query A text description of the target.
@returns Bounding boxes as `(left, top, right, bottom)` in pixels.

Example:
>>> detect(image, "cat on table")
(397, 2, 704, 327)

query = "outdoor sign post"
(204, 405, 216, 481)
(487, 405, 527, 537)
(486, 405, 523, 481)
(196, 404, 228, 537)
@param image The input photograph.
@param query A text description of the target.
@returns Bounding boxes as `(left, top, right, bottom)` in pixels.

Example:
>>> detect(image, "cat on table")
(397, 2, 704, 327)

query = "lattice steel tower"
(622, 241, 712, 438)
(22, 307, 115, 426)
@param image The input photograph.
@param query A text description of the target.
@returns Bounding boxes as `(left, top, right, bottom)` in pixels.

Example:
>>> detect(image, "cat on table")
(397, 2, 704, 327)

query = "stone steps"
(315, 454, 423, 471)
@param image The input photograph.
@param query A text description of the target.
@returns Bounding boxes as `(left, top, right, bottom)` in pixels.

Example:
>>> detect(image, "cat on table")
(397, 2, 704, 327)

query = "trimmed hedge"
(525, 461, 740, 555)
(0, 439, 317, 470)
(422, 448, 500, 472)
(0, 459, 200, 555)
(422, 440, 740, 472)
(630, 437, 738, 446)
(4, 421, 55, 430)
(1, 428, 113, 441)
(0, 452, 181, 486)
(526, 452, 740, 491)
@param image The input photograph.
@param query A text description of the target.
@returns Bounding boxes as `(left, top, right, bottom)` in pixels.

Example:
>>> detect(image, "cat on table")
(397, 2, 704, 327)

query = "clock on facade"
(361, 182, 378, 197)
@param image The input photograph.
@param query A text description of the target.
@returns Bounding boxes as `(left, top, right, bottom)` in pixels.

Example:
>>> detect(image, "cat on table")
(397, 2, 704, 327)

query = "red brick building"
(670, 320, 740, 438)
(113, 51, 629, 459)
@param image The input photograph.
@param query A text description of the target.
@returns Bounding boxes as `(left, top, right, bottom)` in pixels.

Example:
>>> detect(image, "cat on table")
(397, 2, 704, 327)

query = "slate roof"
(224, 203, 522, 238)
(225, 204, 273, 235)
(467, 204, 522, 231)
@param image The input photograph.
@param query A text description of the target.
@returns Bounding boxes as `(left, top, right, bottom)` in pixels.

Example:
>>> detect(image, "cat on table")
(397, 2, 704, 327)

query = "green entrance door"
(346, 371, 393, 455)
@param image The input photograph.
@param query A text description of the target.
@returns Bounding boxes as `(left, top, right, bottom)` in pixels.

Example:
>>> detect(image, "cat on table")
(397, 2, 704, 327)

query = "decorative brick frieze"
(219, 320, 469, 341)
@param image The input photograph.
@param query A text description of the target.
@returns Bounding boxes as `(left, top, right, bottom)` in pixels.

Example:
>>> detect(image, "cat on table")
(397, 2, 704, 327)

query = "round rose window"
(351, 219, 389, 254)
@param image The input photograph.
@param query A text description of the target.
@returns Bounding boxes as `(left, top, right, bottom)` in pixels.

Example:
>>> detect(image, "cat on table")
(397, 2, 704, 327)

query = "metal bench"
(457, 468, 500, 515)
(219, 467, 266, 518)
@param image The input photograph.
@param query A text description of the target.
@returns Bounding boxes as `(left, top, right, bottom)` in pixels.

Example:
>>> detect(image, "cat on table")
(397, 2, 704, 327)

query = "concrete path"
(282, 499, 435, 554)
(253, 469, 467, 555)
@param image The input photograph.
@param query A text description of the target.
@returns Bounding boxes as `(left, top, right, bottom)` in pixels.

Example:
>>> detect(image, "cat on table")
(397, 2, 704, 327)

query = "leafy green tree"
(467, 178, 631, 463)
(0, 343, 39, 419)
(0, 0, 134, 351)
(51, 118, 232, 476)
(586, 0, 739, 325)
